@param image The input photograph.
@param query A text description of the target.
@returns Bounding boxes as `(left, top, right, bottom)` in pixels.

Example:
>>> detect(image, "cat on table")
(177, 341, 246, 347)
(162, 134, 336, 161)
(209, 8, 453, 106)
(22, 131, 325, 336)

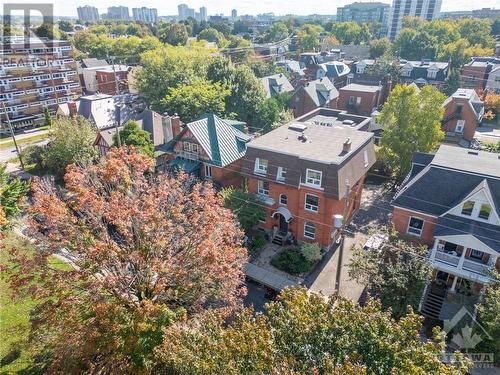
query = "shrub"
(271, 248, 313, 275)
(20, 145, 45, 166)
(300, 243, 322, 263)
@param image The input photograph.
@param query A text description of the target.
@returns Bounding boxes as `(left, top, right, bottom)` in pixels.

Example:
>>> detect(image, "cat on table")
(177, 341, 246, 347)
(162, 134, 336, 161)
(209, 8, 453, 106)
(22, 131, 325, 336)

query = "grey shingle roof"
(303, 77, 338, 107)
(186, 114, 251, 167)
(435, 215, 500, 252)
(393, 146, 500, 219)
(260, 73, 294, 98)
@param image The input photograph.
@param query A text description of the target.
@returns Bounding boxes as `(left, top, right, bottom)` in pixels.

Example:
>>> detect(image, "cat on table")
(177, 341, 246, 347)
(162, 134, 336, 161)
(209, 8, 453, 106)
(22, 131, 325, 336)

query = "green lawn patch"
(0, 133, 49, 151)
(0, 232, 72, 373)
(271, 247, 316, 276)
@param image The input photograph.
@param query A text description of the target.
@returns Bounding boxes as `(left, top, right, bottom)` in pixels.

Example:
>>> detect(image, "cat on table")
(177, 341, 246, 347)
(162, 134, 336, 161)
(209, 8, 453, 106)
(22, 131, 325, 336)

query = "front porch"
(420, 271, 482, 321)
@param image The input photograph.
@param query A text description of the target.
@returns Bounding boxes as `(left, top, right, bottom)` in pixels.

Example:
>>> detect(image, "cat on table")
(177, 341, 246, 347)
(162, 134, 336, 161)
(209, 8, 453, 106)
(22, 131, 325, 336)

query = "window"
(427, 69, 437, 79)
(304, 222, 316, 239)
(363, 150, 369, 167)
(277, 167, 286, 182)
(305, 169, 322, 187)
(479, 204, 491, 220)
(407, 217, 424, 236)
(455, 120, 465, 134)
(279, 194, 287, 205)
(348, 96, 361, 106)
(470, 249, 483, 260)
(204, 164, 212, 178)
(254, 158, 268, 174)
(191, 143, 198, 154)
(183, 142, 191, 152)
(258, 180, 269, 196)
(461, 201, 475, 216)
(305, 194, 319, 212)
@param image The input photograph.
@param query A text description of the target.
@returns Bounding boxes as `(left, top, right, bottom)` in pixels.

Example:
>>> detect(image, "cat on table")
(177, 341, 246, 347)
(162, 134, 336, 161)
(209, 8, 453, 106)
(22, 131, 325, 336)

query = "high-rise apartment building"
(132, 7, 158, 23)
(200, 7, 208, 21)
(231, 9, 237, 20)
(77, 5, 100, 21)
(337, 2, 390, 34)
(387, 0, 442, 39)
(107, 6, 130, 20)
(0, 36, 82, 130)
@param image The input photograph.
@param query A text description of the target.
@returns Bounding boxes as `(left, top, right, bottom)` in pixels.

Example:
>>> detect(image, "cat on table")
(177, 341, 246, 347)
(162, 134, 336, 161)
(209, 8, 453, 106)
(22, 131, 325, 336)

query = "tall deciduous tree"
(378, 85, 445, 180)
(161, 79, 229, 122)
(42, 116, 98, 179)
(264, 22, 289, 43)
(221, 187, 266, 233)
(157, 288, 470, 374)
(369, 38, 392, 59)
(476, 276, 500, 364)
(8, 148, 247, 373)
(349, 228, 433, 319)
(297, 24, 322, 52)
(114, 120, 154, 157)
(158, 23, 189, 46)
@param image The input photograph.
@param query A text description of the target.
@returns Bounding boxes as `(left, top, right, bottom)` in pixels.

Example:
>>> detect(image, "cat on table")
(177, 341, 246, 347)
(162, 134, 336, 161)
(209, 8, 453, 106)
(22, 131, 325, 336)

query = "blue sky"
(8, 0, 500, 17)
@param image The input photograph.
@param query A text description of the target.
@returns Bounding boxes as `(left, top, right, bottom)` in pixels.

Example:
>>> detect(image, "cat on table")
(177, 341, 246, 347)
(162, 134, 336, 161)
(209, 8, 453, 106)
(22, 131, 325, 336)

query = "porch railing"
(435, 251, 459, 267)
(462, 259, 488, 276)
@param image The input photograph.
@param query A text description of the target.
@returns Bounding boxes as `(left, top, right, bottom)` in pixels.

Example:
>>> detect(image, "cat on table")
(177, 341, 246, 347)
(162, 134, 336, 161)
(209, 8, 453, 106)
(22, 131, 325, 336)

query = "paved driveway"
(305, 182, 393, 302)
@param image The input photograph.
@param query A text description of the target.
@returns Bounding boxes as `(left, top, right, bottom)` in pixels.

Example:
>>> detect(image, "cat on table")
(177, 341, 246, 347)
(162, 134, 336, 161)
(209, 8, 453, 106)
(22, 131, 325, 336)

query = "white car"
(363, 234, 388, 251)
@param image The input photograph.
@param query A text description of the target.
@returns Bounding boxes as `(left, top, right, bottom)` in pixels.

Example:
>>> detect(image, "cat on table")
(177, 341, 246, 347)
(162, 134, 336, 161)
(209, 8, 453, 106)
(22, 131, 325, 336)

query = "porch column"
(449, 275, 458, 292)
(457, 248, 466, 270)
(429, 238, 439, 261)
(488, 254, 498, 271)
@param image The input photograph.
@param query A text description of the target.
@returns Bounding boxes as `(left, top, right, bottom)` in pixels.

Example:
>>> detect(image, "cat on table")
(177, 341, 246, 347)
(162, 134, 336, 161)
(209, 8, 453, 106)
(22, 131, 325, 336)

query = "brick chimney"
(171, 114, 182, 138)
(243, 126, 249, 134)
(342, 138, 351, 154)
(67, 100, 77, 116)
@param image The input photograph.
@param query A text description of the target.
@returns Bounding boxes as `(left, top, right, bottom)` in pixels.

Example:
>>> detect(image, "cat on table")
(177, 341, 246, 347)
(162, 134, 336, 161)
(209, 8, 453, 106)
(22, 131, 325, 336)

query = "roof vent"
(342, 119, 354, 126)
(342, 138, 352, 154)
(468, 150, 479, 155)
(298, 134, 308, 142)
(288, 123, 308, 132)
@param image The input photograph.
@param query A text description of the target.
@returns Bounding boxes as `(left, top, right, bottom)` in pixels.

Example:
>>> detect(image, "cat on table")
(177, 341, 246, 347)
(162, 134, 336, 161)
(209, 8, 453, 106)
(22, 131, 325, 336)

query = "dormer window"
(427, 69, 437, 79)
(461, 201, 475, 216)
(479, 204, 491, 220)
(305, 169, 322, 187)
(254, 158, 268, 175)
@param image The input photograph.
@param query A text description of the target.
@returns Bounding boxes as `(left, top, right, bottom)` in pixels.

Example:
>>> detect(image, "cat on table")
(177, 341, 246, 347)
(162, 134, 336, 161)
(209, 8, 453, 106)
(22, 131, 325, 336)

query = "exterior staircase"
(421, 287, 446, 320)
(272, 234, 284, 246)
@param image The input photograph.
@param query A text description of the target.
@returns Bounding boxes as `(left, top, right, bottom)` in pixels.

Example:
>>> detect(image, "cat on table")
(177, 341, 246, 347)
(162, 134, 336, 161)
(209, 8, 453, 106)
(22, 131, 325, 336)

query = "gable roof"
(276, 60, 305, 76)
(318, 61, 351, 78)
(185, 114, 251, 167)
(392, 146, 500, 219)
(260, 73, 294, 98)
(303, 77, 338, 107)
(443, 88, 484, 121)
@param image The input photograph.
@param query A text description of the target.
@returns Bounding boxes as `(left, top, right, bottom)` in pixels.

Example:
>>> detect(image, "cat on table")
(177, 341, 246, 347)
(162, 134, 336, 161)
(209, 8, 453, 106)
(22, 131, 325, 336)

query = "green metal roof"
(186, 114, 251, 167)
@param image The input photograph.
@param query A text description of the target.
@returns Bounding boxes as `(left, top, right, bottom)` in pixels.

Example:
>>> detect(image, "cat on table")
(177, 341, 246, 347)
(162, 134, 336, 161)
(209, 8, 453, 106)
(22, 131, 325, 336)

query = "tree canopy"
(114, 120, 155, 157)
(378, 84, 445, 181)
(7, 148, 247, 373)
(0, 164, 28, 227)
(221, 187, 266, 233)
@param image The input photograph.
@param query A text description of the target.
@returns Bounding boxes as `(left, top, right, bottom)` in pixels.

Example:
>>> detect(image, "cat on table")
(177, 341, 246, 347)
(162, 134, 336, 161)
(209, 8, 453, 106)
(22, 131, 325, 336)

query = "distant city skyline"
(8, 0, 500, 18)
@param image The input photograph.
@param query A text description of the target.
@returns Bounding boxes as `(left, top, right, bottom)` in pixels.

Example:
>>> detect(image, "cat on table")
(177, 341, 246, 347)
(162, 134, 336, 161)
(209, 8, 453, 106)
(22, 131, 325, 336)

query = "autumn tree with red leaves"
(7, 147, 247, 374)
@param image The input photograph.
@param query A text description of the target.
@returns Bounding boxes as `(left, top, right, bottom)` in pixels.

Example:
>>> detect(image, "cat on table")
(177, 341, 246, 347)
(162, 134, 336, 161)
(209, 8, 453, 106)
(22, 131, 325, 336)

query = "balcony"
(429, 240, 497, 284)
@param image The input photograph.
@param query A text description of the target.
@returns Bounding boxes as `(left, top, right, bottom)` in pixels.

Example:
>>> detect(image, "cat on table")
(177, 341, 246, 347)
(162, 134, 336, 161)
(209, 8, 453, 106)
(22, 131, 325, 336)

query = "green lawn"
(0, 133, 49, 151)
(0, 233, 72, 373)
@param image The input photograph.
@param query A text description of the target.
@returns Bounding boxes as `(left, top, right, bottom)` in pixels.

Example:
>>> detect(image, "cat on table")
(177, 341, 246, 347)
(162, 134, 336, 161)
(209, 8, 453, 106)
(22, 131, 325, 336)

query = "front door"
(278, 214, 288, 234)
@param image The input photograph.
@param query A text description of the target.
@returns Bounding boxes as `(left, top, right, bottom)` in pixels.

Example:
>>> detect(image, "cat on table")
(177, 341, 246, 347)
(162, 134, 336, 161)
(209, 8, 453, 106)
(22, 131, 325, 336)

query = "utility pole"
(107, 52, 122, 147)
(334, 179, 350, 294)
(1, 101, 25, 169)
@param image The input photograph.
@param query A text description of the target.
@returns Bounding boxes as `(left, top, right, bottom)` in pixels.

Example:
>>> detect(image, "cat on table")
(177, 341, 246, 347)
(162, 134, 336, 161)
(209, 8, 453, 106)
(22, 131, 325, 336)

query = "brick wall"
(392, 207, 437, 247)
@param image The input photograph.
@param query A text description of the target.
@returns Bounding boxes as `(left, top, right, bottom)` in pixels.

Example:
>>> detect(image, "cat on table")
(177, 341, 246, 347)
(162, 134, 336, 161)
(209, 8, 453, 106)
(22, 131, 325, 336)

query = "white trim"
(304, 221, 316, 239)
(304, 193, 319, 213)
(406, 216, 424, 237)
(305, 168, 322, 187)
(391, 205, 438, 218)
(434, 234, 497, 256)
(279, 193, 287, 206)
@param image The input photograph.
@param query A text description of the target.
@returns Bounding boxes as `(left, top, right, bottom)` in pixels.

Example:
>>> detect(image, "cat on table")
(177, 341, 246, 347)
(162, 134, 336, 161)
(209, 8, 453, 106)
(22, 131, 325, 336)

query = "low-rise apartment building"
(0, 36, 82, 129)
(441, 88, 484, 147)
(392, 145, 500, 321)
(242, 112, 376, 248)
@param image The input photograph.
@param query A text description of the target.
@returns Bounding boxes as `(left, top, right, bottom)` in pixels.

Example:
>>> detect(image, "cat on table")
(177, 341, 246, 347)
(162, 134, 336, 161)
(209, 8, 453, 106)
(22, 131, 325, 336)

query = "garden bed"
(270, 243, 321, 276)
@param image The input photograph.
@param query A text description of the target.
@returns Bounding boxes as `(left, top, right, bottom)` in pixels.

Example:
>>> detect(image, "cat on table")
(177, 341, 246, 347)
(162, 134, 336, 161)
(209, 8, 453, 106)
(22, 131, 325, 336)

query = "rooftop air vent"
(342, 119, 355, 126)
(288, 123, 308, 132)
(342, 138, 352, 154)
(468, 150, 479, 155)
(298, 134, 308, 142)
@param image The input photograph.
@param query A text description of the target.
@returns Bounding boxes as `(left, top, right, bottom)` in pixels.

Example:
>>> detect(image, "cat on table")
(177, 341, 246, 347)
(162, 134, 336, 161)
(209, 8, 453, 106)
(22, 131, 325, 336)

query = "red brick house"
(441, 88, 484, 147)
(336, 83, 382, 116)
(391, 145, 500, 321)
(165, 114, 252, 188)
(242, 115, 376, 248)
(461, 57, 499, 93)
(289, 77, 339, 118)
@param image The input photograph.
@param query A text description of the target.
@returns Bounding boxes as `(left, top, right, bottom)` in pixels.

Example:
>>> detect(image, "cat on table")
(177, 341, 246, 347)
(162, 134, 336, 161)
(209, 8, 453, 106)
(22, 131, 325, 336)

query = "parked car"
(363, 234, 388, 251)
